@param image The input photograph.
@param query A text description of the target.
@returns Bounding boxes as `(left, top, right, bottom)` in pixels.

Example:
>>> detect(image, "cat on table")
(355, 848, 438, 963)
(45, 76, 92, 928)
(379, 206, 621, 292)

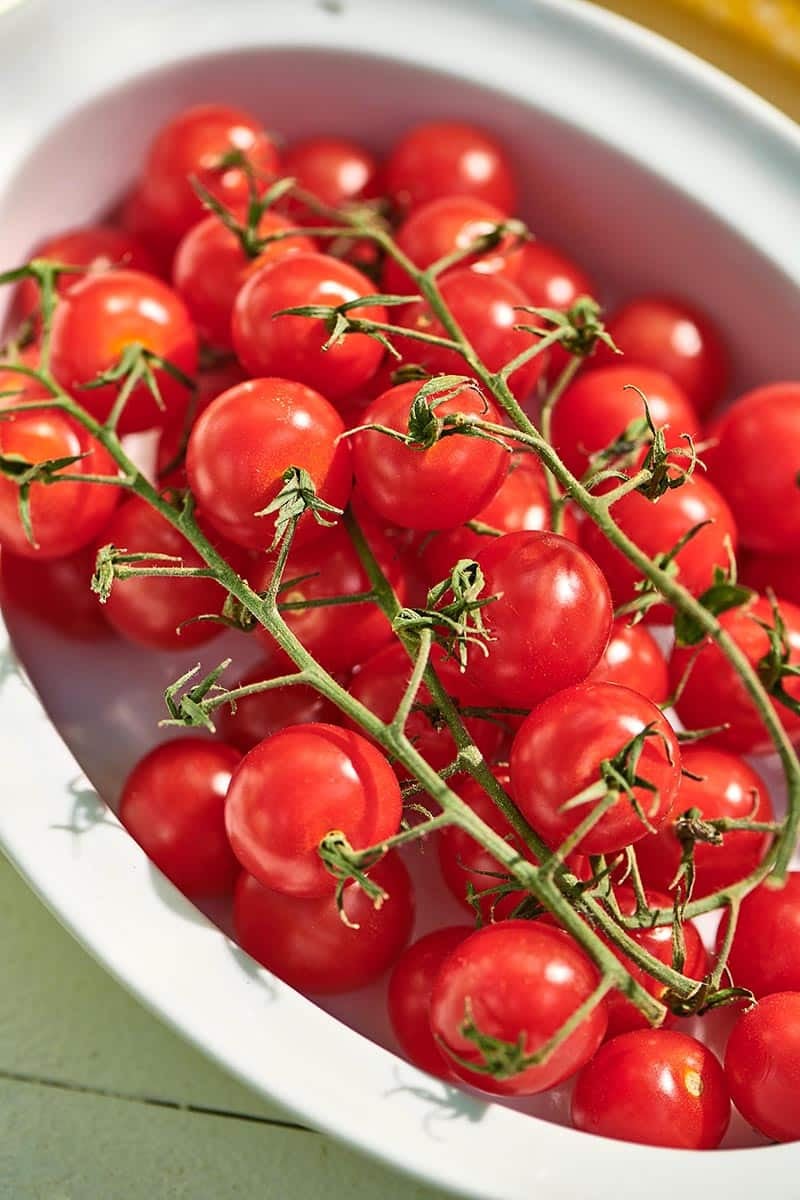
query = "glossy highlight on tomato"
(384, 120, 516, 214)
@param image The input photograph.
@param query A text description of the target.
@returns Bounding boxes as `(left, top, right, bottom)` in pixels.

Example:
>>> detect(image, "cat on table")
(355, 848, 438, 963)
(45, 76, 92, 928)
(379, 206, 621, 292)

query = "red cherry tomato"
(572, 1030, 730, 1149)
(429, 921, 607, 1096)
(438, 769, 541, 922)
(50, 270, 198, 434)
(705, 383, 800, 553)
(119, 183, 181, 275)
(585, 619, 669, 703)
(580, 473, 738, 621)
(669, 595, 800, 754)
(718, 872, 800, 997)
(139, 103, 280, 241)
(602, 888, 706, 1040)
(185, 378, 352, 551)
(510, 682, 681, 856)
(172, 212, 314, 349)
(740, 550, 800, 608)
(119, 738, 241, 897)
(635, 748, 774, 899)
(725, 992, 800, 1143)
(232, 252, 387, 401)
(469, 531, 612, 708)
(0, 544, 112, 640)
(420, 454, 578, 585)
(387, 926, 472, 1079)
(282, 136, 379, 220)
(218, 656, 340, 753)
(396, 269, 543, 403)
(234, 852, 414, 994)
(225, 722, 402, 898)
(0, 407, 119, 559)
(382, 195, 523, 294)
(597, 295, 729, 417)
(250, 516, 406, 673)
(347, 642, 504, 779)
(99, 496, 229, 650)
(385, 121, 516, 214)
(351, 380, 508, 532)
(551, 364, 701, 480)
(515, 241, 595, 311)
(14, 226, 159, 332)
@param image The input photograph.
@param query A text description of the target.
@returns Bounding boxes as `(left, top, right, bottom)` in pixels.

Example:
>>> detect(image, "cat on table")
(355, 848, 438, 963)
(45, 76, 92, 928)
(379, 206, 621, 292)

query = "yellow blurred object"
(589, 0, 800, 120)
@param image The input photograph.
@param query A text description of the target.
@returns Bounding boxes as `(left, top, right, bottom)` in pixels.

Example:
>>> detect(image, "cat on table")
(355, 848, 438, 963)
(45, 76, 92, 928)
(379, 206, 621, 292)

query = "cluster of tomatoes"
(2, 102, 800, 1153)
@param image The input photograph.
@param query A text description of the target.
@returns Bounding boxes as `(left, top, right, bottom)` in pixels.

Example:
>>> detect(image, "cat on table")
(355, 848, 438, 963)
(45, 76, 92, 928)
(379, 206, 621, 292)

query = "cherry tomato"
(420, 454, 578, 585)
(396, 269, 543, 403)
(580, 473, 738, 621)
(234, 852, 414, 994)
(740, 550, 800, 608)
(282, 136, 379, 220)
(635, 748, 774, 899)
(429, 921, 607, 1096)
(725, 992, 800, 1143)
(572, 1030, 730, 1149)
(249, 515, 406, 673)
(515, 241, 595, 311)
(551, 363, 701, 480)
(602, 888, 706, 1040)
(510, 682, 681, 856)
(218, 655, 340, 753)
(172, 212, 314, 349)
(0, 544, 112, 640)
(585, 619, 669, 703)
(185, 378, 352, 551)
(719, 872, 800, 997)
(382, 195, 523, 294)
(0, 407, 119, 559)
(705, 383, 800, 553)
(14, 226, 159, 332)
(50, 270, 198, 434)
(225, 722, 402, 898)
(119, 738, 241, 897)
(437, 769, 541, 922)
(347, 642, 504, 778)
(669, 595, 800, 754)
(351, 380, 508, 531)
(596, 295, 729, 417)
(139, 103, 280, 241)
(387, 926, 472, 1078)
(232, 252, 387, 401)
(385, 121, 516, 214)
(469, 531, 612, 708)
(99, 496, 230, 649)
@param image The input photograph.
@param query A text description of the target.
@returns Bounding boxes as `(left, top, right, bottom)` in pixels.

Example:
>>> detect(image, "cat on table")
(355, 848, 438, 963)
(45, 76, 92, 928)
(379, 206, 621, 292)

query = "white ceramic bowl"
(1, 2, 800, 1196)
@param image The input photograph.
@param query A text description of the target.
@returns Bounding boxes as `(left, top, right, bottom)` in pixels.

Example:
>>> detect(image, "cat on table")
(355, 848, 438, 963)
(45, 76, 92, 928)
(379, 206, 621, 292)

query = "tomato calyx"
(256, 465, 343, 551)
(81, 340, 195, 431)
(0, 446, 90, 548)
(516, 295, 617, 361)
(317, 828, 391, 924)
(191, 170, 298, 259)
(273, 291, 414, 361)
(754, 593, 800, 717)
(393, 559, 498, 670)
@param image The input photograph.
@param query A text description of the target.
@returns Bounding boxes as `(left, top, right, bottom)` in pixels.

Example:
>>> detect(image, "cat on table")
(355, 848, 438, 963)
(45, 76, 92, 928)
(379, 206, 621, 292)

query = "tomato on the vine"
(119, 738, 241, 897)
(218, 654, 340, 753)
(173, 212, 314, 349)
(718, 872, 800, 997)
(429, 921, 607, 1096)
(139, 103, 281, 241)
(635, 747, 774, 899)
(572, 1030, 730, 1149)
(351, 380, 508, 532)
(234, 852, 414, 994)
(669, 595, 800, 754)
(50, 270, 198, 434)
(469, 531, 612, 708)
(388, 926, 472, 1079)
(232, 252, 387, 401)
(585, 618, 669, 703)
(225, 722, 402, 898)
(725, 992, 800, 1143)
(510, 682, 681, 856)
(282, 136, 380, 221)
(185, 377, 352, 551)
(385, 121, 516, 214)
(515, 241, 595, 312)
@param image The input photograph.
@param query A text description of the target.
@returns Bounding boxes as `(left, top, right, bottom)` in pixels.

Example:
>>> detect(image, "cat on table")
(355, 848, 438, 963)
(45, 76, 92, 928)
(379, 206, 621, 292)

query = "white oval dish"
(1, 2, 800, 1197)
